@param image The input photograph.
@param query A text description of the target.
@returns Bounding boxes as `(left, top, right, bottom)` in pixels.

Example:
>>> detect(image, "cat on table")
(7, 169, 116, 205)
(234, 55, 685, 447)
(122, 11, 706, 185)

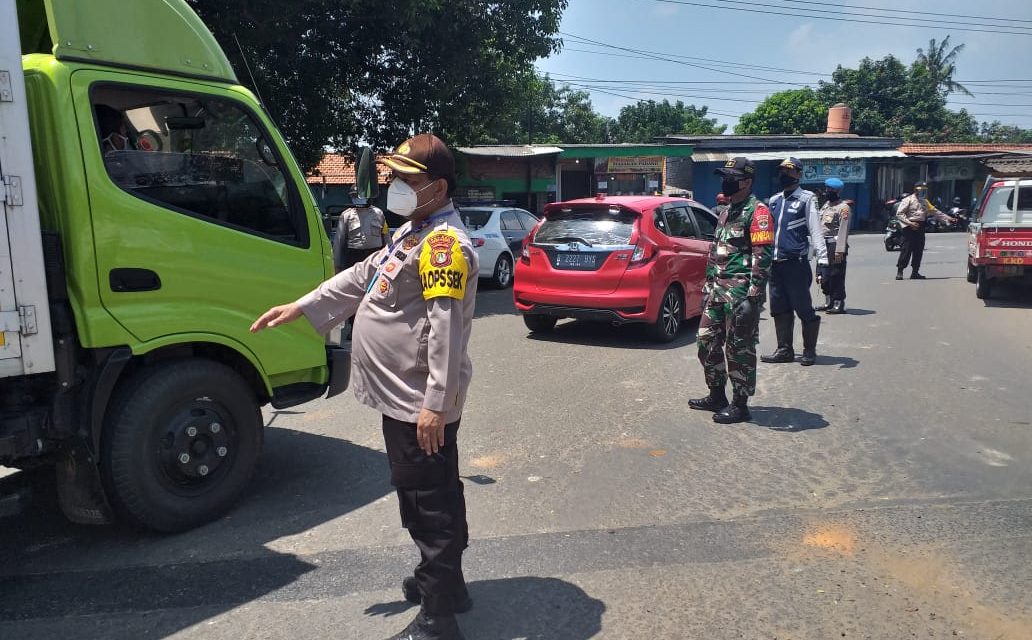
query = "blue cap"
(824, 178, 844, 189)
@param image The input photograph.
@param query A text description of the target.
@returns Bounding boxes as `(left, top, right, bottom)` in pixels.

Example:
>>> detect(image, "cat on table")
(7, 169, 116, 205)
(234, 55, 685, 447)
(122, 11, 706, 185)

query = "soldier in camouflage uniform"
(689, 157, 775, 424)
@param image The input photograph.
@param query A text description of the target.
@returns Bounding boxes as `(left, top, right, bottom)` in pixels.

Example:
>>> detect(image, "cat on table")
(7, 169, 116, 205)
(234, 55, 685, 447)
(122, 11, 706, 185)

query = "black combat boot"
(688, 386, 729, 412)
(386, 610, 466, 640)
(895, 270, 904, 280)
(760, 313, 795, 363)
(815, 295, 832, 312)
(800, 317, 821, 366)
(910, 270, 926, 280)
(713, 394, 751, 424)
(826, 299, 846, 315)
(403, 577, 473, 613)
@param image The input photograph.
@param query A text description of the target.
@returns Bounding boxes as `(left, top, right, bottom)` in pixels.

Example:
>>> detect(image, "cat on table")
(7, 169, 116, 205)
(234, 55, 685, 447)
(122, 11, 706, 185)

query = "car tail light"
(629, 240, 656, 267)
(520, 236, 531, 263)
(472, 238, 485, 248)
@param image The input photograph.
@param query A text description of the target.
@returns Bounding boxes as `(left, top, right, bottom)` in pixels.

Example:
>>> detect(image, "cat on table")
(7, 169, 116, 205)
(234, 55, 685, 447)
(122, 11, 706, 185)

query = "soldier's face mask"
(827, 191, 840, 201)
(721, 178, 742, 197)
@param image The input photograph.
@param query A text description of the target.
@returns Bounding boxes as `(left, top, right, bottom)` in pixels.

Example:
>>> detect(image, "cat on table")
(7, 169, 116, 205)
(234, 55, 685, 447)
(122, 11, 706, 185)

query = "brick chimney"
(827, 103, 851, 134)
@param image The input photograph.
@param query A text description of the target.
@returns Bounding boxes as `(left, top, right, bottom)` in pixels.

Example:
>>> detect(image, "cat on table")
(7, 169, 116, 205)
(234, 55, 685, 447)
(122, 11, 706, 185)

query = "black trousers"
(769, 258, 818, 323)
(339, 247, 379, 273)
(382, 415, 469, 615)
(821, 240, 847, 302)
(897, 227, 926, 272)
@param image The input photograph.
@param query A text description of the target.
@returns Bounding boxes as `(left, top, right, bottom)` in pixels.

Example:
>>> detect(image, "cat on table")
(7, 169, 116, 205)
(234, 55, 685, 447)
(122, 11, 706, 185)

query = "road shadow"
(475, 288, 519, 318)
(366, 577, 606, 640)
(749, 407, 830, 432)
(0, 426, 393, 636)
(817, 355, 859, 369)
(527, 316, 700, 350)
(842, 308, 876, 316)
(981, 283, 1032, 308)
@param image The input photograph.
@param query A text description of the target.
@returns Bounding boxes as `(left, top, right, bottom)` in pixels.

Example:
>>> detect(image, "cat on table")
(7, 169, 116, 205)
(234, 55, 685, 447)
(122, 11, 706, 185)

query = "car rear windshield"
(981, 184, 1032, 225)
(535, 207, 637, 246)
(459, 209, 493, 230)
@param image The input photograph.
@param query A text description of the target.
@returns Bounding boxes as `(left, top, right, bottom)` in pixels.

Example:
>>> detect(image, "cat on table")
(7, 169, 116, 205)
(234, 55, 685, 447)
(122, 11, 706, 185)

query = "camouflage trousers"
(697, 294, 761, 396)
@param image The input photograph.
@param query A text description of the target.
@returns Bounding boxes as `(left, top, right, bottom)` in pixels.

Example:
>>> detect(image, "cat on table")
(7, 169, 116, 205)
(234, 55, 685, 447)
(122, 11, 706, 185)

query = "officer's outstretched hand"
(417, 408, 447, 455)
(250, 303, 303, 333)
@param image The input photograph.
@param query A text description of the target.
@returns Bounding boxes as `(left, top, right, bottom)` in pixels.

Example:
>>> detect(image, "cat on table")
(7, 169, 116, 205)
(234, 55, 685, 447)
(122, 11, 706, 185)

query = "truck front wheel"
(100, 360, 262, 532)
(975, 268, 993, 300)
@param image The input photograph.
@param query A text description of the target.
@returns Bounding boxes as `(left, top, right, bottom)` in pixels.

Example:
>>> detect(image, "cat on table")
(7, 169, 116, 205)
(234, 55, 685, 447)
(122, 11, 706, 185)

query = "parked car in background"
(967, 174, 1032, 299)
(513, 195, 717, 342)
(457, 204, 538, 288)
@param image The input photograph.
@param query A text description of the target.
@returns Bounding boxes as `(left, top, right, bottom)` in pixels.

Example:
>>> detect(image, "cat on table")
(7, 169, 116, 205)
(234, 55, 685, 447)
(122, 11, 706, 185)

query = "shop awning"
(691, 149, 905, 162)
(456, 146, 563, 157)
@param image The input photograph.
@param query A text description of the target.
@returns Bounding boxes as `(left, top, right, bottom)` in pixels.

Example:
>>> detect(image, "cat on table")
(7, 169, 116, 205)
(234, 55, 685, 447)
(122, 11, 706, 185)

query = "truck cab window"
(90, 86, 304, 245)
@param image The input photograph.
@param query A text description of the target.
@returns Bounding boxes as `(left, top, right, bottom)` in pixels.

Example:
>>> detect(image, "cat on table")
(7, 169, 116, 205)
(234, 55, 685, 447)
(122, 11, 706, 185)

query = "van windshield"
(980, 184, 1032, 226)
(535, 207, 637, 246)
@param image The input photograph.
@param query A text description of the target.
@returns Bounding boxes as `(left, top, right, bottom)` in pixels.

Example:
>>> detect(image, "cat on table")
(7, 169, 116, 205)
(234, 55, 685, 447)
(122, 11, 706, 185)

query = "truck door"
(71, 71, 327, 373)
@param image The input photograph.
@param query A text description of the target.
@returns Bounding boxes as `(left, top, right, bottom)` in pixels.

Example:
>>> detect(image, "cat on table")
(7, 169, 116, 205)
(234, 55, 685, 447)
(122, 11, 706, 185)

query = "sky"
(536, 0, 1032, 132)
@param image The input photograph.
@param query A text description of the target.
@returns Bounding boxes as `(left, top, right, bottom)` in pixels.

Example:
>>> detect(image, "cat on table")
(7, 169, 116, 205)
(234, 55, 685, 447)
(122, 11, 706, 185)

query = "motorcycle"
(884, 217, 904, 251)
(948, 206, 969, 232)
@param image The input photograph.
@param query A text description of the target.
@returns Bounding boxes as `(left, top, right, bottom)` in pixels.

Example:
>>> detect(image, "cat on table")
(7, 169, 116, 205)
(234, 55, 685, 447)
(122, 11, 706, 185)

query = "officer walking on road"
(334, 188, 388, 273)
(816, 178, 851, 314)
(689, 157, 775, 424)
(894, 181, 955, 280)
(760, 158, 828, 367)
(252, 133, 477, 640)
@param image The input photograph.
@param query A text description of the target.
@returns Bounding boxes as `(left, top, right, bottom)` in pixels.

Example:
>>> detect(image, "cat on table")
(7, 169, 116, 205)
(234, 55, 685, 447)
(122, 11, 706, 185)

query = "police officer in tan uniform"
(252, 133, 477, 640)
(334, 188, 388, 273)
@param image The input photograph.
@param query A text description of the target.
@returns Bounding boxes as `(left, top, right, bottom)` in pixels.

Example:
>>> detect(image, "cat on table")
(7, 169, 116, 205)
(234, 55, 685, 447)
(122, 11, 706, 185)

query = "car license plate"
(556, 253, 597, 268)
(1002, 257, 1025, 265)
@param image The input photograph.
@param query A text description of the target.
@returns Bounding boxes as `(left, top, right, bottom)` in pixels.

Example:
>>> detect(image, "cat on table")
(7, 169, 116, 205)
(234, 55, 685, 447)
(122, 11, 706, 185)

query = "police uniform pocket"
(726, 225, 748, 249)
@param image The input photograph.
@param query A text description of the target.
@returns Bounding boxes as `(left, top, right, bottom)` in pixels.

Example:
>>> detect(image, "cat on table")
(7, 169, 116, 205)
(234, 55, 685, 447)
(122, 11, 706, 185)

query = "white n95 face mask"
(387, 178, 436, 218)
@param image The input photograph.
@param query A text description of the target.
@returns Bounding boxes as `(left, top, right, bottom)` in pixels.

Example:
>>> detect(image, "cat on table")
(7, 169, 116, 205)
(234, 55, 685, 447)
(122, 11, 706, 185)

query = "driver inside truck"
(95, 104, 136, 154)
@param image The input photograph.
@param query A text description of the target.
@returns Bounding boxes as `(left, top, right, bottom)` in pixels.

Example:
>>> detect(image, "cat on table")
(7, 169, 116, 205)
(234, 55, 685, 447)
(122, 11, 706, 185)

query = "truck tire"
(966, 262, 977, 284)
(100, 359, 262, 532)
(975, 268, 992, 300)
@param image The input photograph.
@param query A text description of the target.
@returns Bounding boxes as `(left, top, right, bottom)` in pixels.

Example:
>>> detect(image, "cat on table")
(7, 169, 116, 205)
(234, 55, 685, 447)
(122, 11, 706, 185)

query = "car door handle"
(110, 268, 162, 292)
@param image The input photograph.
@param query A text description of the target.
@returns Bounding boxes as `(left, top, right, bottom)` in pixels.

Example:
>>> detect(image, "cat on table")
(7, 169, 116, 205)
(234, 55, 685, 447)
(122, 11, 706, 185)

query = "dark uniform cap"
(779, 157, 803, 171)
(715, 156, 756, 178)
(379, 133, 456, 180)
(914, 181, 928, 189)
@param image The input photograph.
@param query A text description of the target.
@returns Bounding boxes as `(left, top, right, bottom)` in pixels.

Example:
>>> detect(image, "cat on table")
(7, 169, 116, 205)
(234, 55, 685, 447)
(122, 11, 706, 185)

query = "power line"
(778, 0, 1032, 24)
(649, 0, 1032, 37)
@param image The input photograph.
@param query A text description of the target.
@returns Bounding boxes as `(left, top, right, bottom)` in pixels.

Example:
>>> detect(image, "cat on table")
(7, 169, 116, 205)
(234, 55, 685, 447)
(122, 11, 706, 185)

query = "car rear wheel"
(975, 267, 992, 299)
(966, 262, 977, 284)
(650, 286, 683, 343)
(492, 253, 514, 289)
(523, 314, 558, 333)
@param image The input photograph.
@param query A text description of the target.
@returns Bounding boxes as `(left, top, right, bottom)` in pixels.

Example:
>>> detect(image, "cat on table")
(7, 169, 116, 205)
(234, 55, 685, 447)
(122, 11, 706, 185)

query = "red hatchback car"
(513, 195, 718, 342)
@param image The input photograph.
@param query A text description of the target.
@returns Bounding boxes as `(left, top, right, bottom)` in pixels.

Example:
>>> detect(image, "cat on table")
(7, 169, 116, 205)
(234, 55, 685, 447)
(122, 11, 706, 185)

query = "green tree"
(978, 121, 1032, 143)
(735, 88, 827, 135)
(503, 75, 612, 145)
(189, 0, 568, 169)
(915, 35, 973, 97)
(610, 100, 724, 143)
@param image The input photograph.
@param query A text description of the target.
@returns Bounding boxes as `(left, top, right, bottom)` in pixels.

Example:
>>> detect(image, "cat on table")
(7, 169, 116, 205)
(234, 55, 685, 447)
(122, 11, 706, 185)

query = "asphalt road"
(2, 232, 1030, 640)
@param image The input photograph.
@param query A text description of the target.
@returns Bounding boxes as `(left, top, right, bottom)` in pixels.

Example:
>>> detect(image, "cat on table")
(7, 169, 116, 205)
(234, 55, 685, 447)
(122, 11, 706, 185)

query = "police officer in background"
(816, 177, 851, 314)
(689, 157, 775, 424)
(334, 187, 388, 273)
(761, 158, 828, 367)
(894, 181, 955, 280)
(252, 133, 477, 640)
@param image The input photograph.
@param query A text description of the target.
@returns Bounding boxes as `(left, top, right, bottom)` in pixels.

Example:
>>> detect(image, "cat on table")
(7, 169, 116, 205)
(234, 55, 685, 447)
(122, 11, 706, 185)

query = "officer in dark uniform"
(761, 158, 828, 367)
(252, 134, 477, 640)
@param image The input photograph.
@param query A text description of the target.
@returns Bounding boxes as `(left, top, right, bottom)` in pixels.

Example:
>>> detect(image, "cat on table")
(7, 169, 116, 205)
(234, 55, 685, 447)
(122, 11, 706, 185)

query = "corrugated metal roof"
(456, 146, 563, 157)
(901, 143, 1032, 154)
(691, 149, 906, 162)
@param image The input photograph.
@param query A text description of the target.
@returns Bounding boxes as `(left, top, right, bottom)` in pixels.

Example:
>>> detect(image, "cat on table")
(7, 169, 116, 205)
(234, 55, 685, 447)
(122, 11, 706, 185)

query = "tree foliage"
(189, 0, 568, 169)
(609, 100, 725, 142)
(734, 88, 827, 135)
(915, 35, 972, 97)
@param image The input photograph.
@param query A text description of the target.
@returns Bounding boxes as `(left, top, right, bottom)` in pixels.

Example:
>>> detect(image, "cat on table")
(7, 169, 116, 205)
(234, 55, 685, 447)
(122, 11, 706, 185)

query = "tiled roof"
(306, 153, 392, 185)
(900, 143, 1032, 155)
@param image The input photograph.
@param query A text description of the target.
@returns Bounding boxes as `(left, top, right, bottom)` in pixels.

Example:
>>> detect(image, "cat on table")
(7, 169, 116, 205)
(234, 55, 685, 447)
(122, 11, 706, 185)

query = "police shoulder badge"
(419, 230, 468, 301)
(749, 204, 774, 246)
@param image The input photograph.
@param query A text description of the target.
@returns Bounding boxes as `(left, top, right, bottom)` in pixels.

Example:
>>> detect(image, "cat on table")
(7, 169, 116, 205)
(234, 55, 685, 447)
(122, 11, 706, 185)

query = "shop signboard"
(802, 160, 866, 184)
(930, 161, 975, 182)
(596, 156, 665, 174)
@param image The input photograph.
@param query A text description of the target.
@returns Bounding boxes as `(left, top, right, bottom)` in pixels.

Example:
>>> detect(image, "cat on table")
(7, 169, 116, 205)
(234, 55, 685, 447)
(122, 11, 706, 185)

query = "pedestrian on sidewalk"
(761, 158, 829, 367)
(689, 157, 774, 424)
(894, 181, 955, 280)
(252, 133, 476, 640)
(816, 178, 851, 314)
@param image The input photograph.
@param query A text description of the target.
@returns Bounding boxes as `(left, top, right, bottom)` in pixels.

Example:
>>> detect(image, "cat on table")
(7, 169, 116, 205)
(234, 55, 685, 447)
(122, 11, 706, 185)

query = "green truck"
(0, 0, 348, 531)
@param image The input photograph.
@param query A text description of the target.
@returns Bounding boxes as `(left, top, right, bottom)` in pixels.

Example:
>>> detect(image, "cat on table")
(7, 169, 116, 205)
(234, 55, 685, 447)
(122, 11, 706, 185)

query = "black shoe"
(895, 271, 904, 280)
(713, 396, 751, 424)
(910, 271, 926, 280)
(800, 317, 820, 366)
(386, 610, 466, 640)
(688, 387, 729, 412)
(815, 295, 832, 312)
(402, 578, 473, 614)
(760, 313, 795, 363)
(825, 300, 846, 315)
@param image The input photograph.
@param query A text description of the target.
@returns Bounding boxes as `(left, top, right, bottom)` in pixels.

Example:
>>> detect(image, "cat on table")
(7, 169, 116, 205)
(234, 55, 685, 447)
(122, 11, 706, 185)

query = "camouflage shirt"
(705, 194, 775, 301)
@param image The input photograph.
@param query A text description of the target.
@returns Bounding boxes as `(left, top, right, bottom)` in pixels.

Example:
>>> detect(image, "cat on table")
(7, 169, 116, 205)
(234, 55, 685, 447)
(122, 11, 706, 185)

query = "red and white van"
(967, 173, 1032, 299)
